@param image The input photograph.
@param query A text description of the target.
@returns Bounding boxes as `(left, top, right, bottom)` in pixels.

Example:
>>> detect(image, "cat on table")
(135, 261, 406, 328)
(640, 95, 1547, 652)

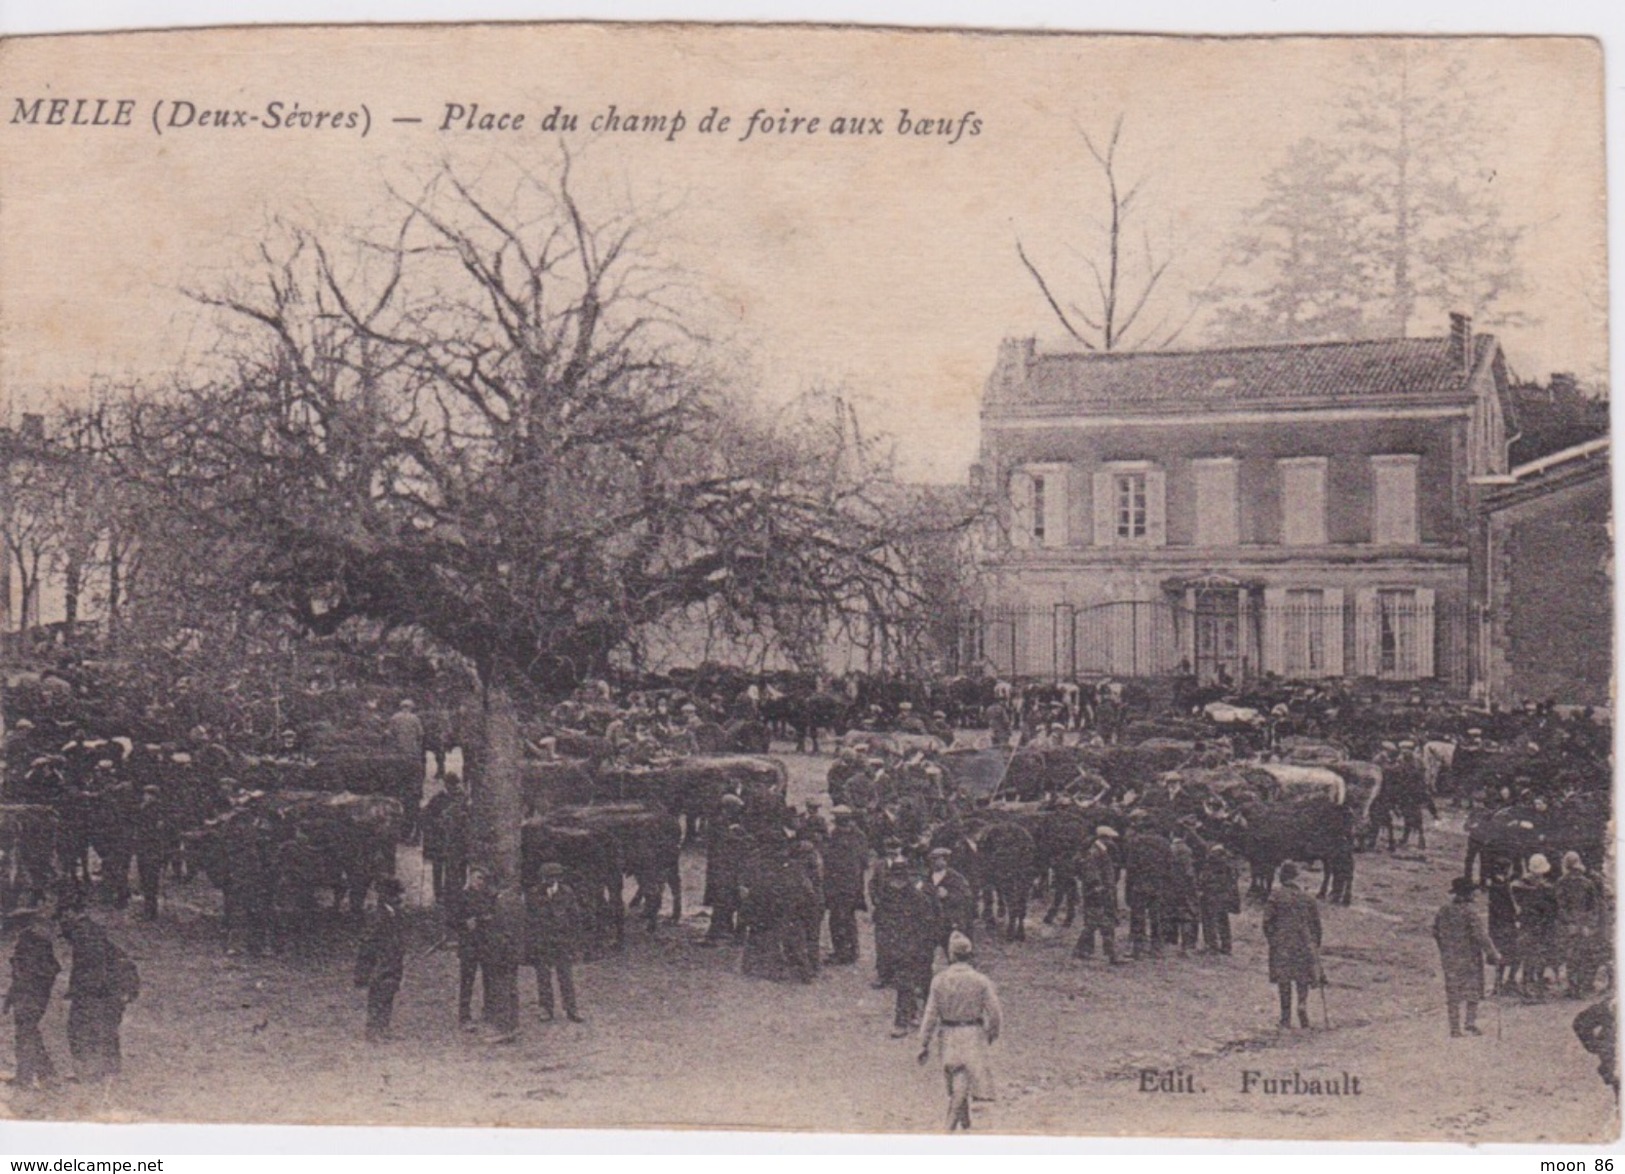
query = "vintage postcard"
(0, 22, 1613, 1145)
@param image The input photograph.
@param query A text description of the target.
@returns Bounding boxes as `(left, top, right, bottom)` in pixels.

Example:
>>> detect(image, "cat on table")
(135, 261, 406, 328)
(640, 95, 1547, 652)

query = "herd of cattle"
(0, 664, 1613, 974)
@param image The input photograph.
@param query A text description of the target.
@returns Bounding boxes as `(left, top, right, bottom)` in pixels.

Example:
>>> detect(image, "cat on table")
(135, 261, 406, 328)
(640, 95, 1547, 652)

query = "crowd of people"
(1, 659, 1616, 1124)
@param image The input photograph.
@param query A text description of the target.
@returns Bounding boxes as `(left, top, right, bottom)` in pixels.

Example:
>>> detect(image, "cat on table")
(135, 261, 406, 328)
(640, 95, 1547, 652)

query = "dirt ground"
(3, 744, 1618, 1143)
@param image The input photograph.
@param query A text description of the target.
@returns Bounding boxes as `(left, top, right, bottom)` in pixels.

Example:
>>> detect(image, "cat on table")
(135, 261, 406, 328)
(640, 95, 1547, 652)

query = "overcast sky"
(0, 26, 1605, 481)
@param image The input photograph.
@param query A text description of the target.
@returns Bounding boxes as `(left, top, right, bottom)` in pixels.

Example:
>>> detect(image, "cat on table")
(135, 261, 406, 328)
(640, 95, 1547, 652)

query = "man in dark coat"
(1072, 827, 1121, 964)
(1432, 876, 1501, 1037)
(1122, 817, 1171, 960)
(1262, 862, 1322, 1030)
(354, 877, 407, 1042)
(59, 907, 130, 1081)
(419, 773, 469, 906)
(1166, 830, 1200, 953)
(1198, 842, 1241, 956)
(525, 863, 584, 1023)
(1574, 998, 1619, 1093)
(455, 867, 494, 1030)
(131, 785, 173, 921)
(929, 847, 977, 955)
(702, 795, 749, 946)
(822, 807, 869, 964)
(871, 844, 939, 1036)
(4, 902, 60, 1089)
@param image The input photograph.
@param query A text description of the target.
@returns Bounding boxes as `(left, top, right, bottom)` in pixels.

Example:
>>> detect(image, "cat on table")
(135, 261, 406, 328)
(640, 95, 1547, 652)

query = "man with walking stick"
(1433, 876, 1501, 1038)
(1263, 862, 1322, 1030)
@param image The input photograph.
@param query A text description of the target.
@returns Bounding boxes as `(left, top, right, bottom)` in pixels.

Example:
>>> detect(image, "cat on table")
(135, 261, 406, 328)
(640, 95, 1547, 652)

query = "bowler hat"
(1450, 876, 1477, 898)
(1278, 862, 1299, 883)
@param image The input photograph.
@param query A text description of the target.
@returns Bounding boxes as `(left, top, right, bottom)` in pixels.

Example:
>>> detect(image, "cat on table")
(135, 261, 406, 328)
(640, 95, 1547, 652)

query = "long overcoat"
(1433, 900, 1498, 1002)
(1262, 881, 1322, 985)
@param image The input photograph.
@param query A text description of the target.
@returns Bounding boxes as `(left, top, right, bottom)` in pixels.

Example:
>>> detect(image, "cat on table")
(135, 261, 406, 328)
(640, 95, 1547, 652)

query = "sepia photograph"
(0, 18, 1615, 1146)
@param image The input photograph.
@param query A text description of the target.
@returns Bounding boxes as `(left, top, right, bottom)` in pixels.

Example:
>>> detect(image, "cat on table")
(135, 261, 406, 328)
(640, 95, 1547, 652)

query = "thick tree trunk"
(465, 679, 525, 889)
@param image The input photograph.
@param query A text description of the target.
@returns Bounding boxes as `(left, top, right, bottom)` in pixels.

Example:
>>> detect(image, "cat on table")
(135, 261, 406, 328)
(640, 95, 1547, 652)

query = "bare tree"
(116, 156, 978, 883)
(1015, 115, 1192, 351)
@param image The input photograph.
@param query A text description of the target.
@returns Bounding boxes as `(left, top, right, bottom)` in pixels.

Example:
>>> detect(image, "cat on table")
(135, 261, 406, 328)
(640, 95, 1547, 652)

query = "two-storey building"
(973, 314, 1515, 687)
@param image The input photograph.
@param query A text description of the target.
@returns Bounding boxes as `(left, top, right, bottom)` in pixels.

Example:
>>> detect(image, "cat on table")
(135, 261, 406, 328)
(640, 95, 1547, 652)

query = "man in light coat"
(917, 930, 1003, 1132)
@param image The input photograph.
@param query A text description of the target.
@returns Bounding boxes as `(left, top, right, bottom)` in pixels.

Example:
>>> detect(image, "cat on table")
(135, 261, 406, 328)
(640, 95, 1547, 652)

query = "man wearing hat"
(917, 930, 1003, 1132)
(822, 807, 869, 965)
(1073, 827, 1121, 964)
(354, 877, 407, 1043)
(1262, 862, 1322, 1029)
(525, 863, 584, 1023)
(1197, 842, 1241, 956)
(929, 847, 976, 956)
(1432, 877, 1501, 1037)
(420, 772, 470, 906)
(701, 794, 749, 946)
(4, 901, 60, 1089)
(871, 841, 939, 1036)
(132, 784, 173, 921)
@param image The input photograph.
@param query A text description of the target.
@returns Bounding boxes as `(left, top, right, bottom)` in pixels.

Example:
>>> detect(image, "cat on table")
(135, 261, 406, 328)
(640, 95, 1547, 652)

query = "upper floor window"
(1115, 472, 1147, 540)
(1010, 463, 1067, 549)
(1371, 454, 1420, 545)
(1092, 462, 1165, 547)
(1191, 457, 1239, 547)
(1278, 457, 1327, 546)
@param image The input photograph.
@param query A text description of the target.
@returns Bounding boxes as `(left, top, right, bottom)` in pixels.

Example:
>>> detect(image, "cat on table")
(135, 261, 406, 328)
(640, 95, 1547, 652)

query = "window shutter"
(1145, 467, 1168, 547)
(1010, 470, 1033, 549)
(1320, 587, 1345, 678)
(1263, 586, 1287, 676)
(1353, 587, 1379, 677)
(1415, 588, 1437, 679)
(1092, 470, 1115, 547)
(1043, 467, 1068, 548)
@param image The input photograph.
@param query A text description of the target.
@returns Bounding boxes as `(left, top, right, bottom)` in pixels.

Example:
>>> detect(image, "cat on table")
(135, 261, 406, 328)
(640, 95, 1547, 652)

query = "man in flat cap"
(1073, 826, 1121, 964)
(525, 863, 584, 1023)
(822, 806, 869, 965)
(917, 930, 1003, 1132)
(929, 846, 976, 957)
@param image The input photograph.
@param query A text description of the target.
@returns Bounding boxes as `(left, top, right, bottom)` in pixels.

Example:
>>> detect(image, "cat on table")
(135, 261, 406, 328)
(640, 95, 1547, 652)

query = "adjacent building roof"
(985, 333, 1499, 417)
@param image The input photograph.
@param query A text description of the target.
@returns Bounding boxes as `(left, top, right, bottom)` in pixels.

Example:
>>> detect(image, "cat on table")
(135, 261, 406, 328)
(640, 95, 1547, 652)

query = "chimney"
(990, 337, 1037, 399)
(1448, 313, 1474, 377)
(1550, 372, 1578, 400)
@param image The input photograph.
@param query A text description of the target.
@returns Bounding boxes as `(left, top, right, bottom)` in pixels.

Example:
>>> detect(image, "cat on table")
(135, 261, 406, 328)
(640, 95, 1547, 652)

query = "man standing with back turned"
(917, 930, 1003, 1132)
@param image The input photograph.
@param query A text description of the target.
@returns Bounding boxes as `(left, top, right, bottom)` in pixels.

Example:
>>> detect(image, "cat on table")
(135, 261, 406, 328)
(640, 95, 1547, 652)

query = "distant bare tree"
(1015, 115, 1193, 351)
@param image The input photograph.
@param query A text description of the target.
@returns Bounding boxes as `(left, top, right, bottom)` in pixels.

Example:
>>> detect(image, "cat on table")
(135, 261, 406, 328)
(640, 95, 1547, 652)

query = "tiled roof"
(986, 335, 1489, 413)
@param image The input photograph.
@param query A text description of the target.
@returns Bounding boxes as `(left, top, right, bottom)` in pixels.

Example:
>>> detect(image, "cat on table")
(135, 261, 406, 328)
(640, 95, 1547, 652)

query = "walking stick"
(1319, 973, 1331, 1029)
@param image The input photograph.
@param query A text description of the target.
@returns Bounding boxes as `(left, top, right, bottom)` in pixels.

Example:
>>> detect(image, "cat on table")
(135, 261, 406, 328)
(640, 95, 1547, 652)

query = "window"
(1116, 472, 1147, 540)
(1093, 463, 1165, 547)
(1353, 586, 1436, 679)
(1192, 458, 1239, 546)
(1278, 458, 1327, 546)
(1010, 464, 1067, 549)
(1371, 455, 1420, 545)
(1283, 589, 1326, 676)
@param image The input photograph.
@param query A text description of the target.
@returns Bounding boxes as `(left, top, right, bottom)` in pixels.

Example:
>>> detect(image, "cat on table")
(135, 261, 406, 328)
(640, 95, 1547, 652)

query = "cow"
(1227, 796, 1355, 901)
(976, 816, 1037, 941)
